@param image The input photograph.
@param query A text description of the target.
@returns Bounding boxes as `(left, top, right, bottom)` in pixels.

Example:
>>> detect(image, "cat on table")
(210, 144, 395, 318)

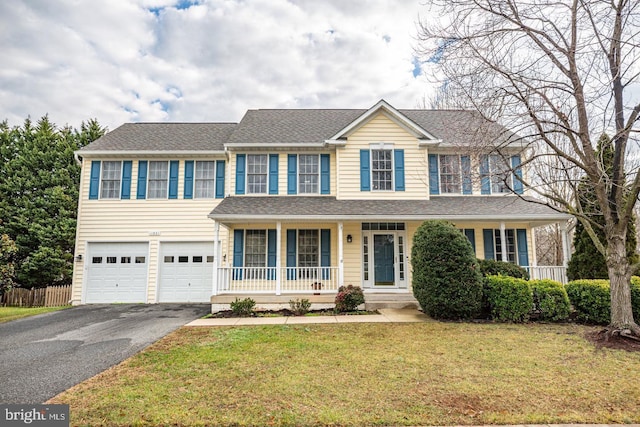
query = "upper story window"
(439, 155, 460, 194)
(360, 147, 404, 192)
(100, 161, 122, 199)
(298, 155, 319, 194)
(148, 161, 169, 199)
(247, 154, 268, 194)
(195, 161, 215, 198)
(488, 155, 512, 194)
(429, 154, 471, 195)
(371, 149, 393, 191)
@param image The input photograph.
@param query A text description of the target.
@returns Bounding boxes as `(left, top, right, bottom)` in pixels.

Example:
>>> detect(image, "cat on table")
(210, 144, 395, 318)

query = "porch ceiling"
(208, 196, 570, 224)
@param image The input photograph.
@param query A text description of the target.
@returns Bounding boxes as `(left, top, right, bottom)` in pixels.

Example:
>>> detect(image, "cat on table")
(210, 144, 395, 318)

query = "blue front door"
(374, 234, 395, 286)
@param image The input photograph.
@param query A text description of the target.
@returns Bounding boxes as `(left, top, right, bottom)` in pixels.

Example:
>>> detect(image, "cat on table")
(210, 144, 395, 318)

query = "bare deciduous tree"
(417, 0, 640, 338)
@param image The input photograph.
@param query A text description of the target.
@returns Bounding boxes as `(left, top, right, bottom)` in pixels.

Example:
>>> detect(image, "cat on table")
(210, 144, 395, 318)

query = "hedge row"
(483, 276, 570, 323)
(565, 278, 640, 325)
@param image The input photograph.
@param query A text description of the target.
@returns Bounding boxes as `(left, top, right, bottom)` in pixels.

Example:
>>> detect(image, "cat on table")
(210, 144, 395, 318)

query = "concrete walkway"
(186, 308, 430, 326)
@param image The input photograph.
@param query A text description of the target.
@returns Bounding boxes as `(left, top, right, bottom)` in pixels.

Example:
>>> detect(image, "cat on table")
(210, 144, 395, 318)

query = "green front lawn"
(51, 322, 640, 426)
(0, 306, 68, 323)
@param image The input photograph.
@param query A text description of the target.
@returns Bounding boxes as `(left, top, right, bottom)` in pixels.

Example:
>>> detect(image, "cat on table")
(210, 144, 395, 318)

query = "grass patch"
(51, 322, 640, 426)
(0, 306, 68, 323)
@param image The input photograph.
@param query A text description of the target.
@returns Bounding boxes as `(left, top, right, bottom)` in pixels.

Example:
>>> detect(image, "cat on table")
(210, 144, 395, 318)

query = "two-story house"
(71, 100, 570, 310)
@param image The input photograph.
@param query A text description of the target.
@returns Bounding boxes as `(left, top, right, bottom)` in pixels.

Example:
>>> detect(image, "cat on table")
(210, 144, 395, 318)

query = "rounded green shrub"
(529, 279, 570, 322)
(565, 280, 610, 324)
(335, 285, 365, 312)
(411, 220, 483, 320)
(483, 275, 533, 322)
(477, 259, 530, 280)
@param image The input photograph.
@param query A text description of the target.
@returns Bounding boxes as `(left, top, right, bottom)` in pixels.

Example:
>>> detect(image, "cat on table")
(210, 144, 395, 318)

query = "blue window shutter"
(269, 154, 279, 195)
(511, 155, 524, 194)
(480, 155, 491, 194)
(136, 160, 147, 199)
(360, 149, 370, 191)
(89, 160, 101, 200)
(215, 160, 225, 199)
(321, 229, 331, 280)
(235, 154, 246, 195)
(287, 154, 297, 195)
(267, 229, 277, 280)
(516, 229, 529, 266)
(168, 160, 179, 199)
(464, 229, 476, 253)
(394, 149, 405, 191)
(184, 160, 194, 199)
(483, 229, 495, 260)
(233, 230, 244, 280)
(286, 230, 297, 279)
(320, 154, 330, 194)
(461, 155, 472, 195)
(121, 161, 132, 199)
(428, 154, 439, 195)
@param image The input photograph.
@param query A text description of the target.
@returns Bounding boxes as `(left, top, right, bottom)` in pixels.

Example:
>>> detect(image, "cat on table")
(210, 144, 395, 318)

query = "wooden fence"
(1, 285, 72, 307)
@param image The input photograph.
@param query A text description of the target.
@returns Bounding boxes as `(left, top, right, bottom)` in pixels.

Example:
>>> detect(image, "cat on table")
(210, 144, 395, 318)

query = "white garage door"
(158, 242, 214, 302)
(85, 242, 149, 303)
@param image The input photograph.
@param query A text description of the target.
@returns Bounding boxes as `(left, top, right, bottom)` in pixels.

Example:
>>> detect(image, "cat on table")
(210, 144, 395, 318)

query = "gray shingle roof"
(79, 122, 237, 152)
(209, 196, 568, 222)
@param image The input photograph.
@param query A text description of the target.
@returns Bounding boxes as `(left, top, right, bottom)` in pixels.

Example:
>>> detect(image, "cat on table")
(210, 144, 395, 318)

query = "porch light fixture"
(346, 234, 353, 243)
(75, 254, 83, 262)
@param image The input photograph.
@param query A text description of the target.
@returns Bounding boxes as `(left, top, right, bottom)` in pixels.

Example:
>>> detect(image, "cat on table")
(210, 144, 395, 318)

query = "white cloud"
(0, 0, 435, 130)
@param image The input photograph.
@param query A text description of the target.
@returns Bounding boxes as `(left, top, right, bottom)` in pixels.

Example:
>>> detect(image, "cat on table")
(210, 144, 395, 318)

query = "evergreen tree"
(0, 117, 106, 288)
(567, 134, 638, 280)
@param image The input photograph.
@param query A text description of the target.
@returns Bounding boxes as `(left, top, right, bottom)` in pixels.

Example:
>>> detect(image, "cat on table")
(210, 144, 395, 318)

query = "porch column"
(212, 221, 220, 296)
(276, 222, 282, 296)
(560, 221, 570, 267)
(530, 225, 538, 267)
(338, 222, 344, 286)
(500, 222, 507, 262)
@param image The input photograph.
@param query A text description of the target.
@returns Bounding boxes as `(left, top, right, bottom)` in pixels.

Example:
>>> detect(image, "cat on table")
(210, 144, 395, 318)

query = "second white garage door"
(158, 242, 215, 302)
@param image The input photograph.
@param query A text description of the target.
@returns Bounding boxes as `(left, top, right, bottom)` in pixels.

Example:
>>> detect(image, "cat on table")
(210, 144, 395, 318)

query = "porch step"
(364, 293, 419, 310)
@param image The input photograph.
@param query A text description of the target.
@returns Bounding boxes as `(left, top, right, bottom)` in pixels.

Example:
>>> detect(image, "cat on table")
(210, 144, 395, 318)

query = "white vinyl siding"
(194, 161, 215, 199)
(148, 161, 169, 199)
(100, 161, 121, 199)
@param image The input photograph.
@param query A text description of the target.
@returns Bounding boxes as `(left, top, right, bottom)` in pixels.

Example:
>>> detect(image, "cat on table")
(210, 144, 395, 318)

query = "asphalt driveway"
(0, 304, 209, 404)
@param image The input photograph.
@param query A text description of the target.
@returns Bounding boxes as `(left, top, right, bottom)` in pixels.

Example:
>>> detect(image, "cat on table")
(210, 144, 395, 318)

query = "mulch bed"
(585, 329, 640, 352)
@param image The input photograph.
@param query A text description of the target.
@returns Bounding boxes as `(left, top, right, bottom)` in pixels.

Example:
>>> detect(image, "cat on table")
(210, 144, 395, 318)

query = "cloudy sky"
(0, 0, 437, 130)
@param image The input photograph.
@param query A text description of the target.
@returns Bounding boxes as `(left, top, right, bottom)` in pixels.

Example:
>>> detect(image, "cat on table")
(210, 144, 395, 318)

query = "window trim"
(147, 160, 170, 199)
(194, 160, 216, 199)
(370, 147, 394, 192)
(298, 154, 320, 194)
(246, 154, 269, 195)
(99, 160, 123, 200)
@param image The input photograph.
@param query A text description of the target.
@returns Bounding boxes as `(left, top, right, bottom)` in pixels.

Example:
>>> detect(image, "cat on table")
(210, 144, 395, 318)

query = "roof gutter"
(208, 213, 571, 222)
(224, 142, 326, 149)
(75, 150, 227, 156)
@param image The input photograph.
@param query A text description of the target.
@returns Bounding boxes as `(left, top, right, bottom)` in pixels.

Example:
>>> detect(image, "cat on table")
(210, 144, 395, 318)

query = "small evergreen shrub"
(483, 275, 533, 322)
(230, 297, 256, 317)
(529, 279, 570, 321)
(632, 277, 640, 321)
(411, 220, 482, 320)
(477, 259, 530, 280)
(565, 280, 610, 324)
(289, 298, 311, 316)
(335, 285, 365, 312)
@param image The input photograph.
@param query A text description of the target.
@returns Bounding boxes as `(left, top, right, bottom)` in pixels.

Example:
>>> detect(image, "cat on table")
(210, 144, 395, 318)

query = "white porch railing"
(216, 266, 340, 294)
(526, 266, 568, 284)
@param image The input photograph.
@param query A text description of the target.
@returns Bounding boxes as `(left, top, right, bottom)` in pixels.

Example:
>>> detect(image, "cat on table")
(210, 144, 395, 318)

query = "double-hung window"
(247, 154, 268, 194)
(371, 149, 393, 191)
(298, 155, 319, 194)
(489, 155, 512, 194)
(494, 229, 516, 263)
(298, 230, 319, 278)
(194, 161, 215, 198)
(148, 161, 169, 199)
(244, 230, 267, 279)
(439, 155, 461, 194)
(100, 161, 121, 199)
